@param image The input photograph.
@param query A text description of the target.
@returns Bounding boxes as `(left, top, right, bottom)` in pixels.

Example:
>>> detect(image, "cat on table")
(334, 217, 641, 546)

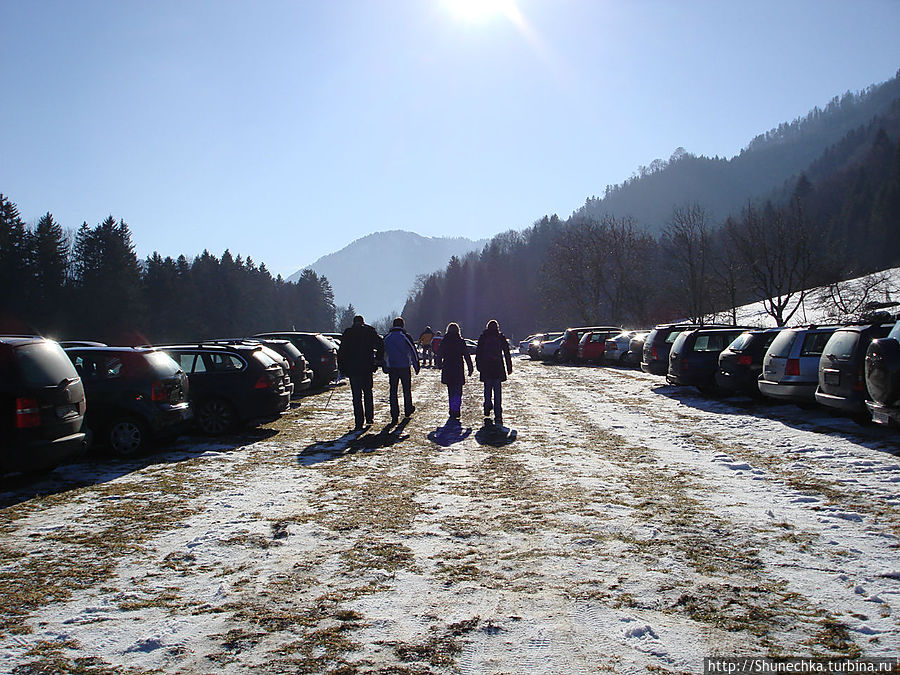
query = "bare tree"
(725, 197, 815, 326)
(814, 271, 898, 322)
(662, 203, 714, 323)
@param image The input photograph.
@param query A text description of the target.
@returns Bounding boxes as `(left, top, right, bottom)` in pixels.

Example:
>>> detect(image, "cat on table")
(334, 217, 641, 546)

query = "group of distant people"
(336, 316, 513, 430)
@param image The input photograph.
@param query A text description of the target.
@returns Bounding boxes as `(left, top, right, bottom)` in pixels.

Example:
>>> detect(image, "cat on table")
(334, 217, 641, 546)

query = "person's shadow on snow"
(474, 423, 517, 447)
(427, 418, 472, 447)
(297, 420, 411, 465)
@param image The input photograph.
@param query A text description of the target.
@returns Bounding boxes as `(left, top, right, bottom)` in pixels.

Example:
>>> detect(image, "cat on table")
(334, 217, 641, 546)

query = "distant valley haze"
(288, 230, 488, 325)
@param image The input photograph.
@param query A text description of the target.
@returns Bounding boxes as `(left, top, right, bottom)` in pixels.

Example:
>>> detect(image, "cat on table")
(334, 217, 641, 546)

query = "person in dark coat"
(337, 315, 384, 429)
(475, 319, 513, 426)
(438, 323, 473, 419)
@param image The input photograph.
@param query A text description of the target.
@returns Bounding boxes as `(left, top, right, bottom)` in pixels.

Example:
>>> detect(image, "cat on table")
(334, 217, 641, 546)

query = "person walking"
(418, 325, 435, 366)
(438, 323, 473, 419)
(384, 317, 420, 424)
(475, 319, 513, 427)
(430, 330, 444, 368)
(337, 315, 384, 430)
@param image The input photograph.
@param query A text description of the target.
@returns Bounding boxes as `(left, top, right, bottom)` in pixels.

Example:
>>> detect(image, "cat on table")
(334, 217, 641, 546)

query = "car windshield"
(15, 341, 79, 387)
(767, 330, 796, 358)
(822, 331, 858, 361)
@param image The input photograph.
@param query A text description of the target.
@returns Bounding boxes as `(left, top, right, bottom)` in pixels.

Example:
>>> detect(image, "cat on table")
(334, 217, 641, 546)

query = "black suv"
(642, 323, 733, 375)
(864, 322, 900, 427)
(210, 338, 312, 395)
(65, 347, 192, 456)
(162, 343, 290, 434)
(716, 328, 784, 396)
(815, 323, 894, 422)
(666, 326, 750, 393)
(1, 336, 87, 473)
(254, 332, 339, 388)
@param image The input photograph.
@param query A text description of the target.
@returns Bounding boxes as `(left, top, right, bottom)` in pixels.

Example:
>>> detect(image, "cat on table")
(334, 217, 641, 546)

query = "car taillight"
(151, 381, 167, 402)
(651, 347, 658, 359)
(853, 368, 865, 392)
(15, 397, 41, 428)
(321, 355, 330, 364)
(607, 343, 617, 351)
(737, 355, 752, 366)
(255, 375, 272, 389)
(785, 359, 800, 377)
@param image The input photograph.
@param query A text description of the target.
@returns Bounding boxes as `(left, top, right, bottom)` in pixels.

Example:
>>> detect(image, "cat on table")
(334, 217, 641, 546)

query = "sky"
(1, 0, 899, 279)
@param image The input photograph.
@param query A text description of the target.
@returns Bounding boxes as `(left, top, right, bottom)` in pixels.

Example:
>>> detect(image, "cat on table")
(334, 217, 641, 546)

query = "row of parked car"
(521, 319, 900, 428)
(1, 331, 343, 474)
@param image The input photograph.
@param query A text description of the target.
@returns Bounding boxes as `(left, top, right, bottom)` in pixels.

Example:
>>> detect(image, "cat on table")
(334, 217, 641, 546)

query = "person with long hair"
(438, 322, 473, 419)
(475, 319, 513, 427)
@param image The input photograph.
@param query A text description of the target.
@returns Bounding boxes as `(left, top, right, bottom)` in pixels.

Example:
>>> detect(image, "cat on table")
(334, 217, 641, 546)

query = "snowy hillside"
(708, 266, 900, 327)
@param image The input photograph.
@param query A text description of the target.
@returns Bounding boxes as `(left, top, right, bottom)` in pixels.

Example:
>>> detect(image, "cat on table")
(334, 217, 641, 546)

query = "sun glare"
(445, 0, 519, 23)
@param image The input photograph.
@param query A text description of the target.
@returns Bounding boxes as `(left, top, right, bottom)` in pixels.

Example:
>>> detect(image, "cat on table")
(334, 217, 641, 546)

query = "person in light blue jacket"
(383, 317, 420, 424)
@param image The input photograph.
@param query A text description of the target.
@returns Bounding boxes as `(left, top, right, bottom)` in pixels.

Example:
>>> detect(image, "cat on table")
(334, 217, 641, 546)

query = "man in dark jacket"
(337, 315, 384, 429)
(475, 319, 513, 427)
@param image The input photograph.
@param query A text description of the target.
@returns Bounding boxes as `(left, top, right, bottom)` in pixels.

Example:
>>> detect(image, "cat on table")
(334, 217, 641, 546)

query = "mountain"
(574, 70, 900, 231)
(288, 230, 488, 322)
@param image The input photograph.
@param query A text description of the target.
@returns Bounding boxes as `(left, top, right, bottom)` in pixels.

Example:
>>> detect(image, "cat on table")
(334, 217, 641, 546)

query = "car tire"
(107, 416, 148, 457)
(197, 398, 236, 435)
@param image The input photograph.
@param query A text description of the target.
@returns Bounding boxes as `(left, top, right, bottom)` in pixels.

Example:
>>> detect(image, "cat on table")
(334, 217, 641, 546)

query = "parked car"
(254, 332, 339, 388)
(815, 323, 894, 421)
(642, 323, 732, 375)
(604, 331, 639, 365)
(207, 339, 301, 397)
(528, 333, 562, 360)
(715, 328, 783, 396)
(559, 325, 621, 362)
(625, 331, 649, 367)
(666, 327, 749, 393)
(162, 343, 290, 434)
(758, 325, 840, 403)
(537, 335, 566, 361)
(865, 321, 900, 426)
(576, 329, 622, 363)
(65, 346, 192, 456)
(519, 334, 539, 355)
(1, 336, 87, 474)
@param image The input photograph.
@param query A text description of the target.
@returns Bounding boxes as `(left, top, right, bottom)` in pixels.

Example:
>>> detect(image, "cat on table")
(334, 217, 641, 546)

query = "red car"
(577, 329, 621, 363)
(561, 325, 621, 362)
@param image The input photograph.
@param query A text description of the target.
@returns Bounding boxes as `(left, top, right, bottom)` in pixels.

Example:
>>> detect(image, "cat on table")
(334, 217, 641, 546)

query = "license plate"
(872, 410, 891, 425)
(823, 370, 840, 386)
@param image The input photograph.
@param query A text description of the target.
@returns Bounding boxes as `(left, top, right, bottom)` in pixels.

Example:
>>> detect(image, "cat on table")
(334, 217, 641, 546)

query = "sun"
(444, 0, 519, 23)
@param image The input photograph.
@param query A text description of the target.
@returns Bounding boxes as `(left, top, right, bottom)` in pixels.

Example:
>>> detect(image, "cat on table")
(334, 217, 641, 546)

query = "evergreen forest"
(0, 199, 336, 344)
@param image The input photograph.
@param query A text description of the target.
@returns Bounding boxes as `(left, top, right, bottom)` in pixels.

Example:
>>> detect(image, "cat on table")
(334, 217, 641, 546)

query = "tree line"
(402, 125, 900, 340)
(0, 195, 336, 344)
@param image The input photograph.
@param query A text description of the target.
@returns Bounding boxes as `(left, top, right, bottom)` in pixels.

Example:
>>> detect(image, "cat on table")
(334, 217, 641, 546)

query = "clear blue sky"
(2, 0, 898, 279)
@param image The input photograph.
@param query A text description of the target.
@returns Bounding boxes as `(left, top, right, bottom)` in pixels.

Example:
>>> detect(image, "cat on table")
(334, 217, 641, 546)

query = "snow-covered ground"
(2, 357, 899, 673)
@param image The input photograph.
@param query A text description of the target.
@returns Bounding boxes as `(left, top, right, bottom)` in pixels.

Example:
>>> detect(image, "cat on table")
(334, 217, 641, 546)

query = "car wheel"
(107, 416, 147, 457)
(197, 398, 236, 435)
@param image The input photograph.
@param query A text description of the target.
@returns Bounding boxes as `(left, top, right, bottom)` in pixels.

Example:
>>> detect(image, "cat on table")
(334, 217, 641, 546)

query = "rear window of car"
(726, 332, 754, 352)
(693, 333, 733, 352)
(145, 351, 183, 377)
(800, 330, 836, 357)
(254, 350, 280, 368)
(670, 332, 689, 355)
(767, 330, 797, 358)
(16, 341, 78, 387)
(665, 330, 684, 345)
(822, 330, 858, 361)
(209, 353, 245, 371)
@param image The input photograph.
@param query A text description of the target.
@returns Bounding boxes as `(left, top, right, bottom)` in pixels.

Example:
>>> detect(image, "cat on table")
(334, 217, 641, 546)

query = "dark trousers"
(483, 379, 503, 423)
(387, 367, 413, 419)
(349, 373, 374, 427)
(447, 383, 462, 415)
